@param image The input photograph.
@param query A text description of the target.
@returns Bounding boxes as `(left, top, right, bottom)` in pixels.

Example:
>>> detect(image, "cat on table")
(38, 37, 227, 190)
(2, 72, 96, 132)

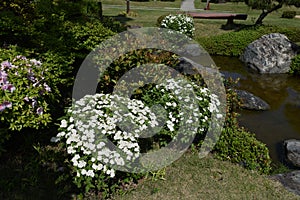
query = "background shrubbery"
(214, 127, 272, 174)
(282, 11, 297, 19)
(0, 0, 119, 155)
(290, 54, 300, 75)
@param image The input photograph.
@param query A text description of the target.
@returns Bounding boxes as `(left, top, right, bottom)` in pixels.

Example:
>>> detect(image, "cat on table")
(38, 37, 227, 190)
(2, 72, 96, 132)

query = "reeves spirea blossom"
(54, 78, 222, 190)
(144, 78, 221, 142)
(54, 93, 160, 180)
(160, 14, 195, 38)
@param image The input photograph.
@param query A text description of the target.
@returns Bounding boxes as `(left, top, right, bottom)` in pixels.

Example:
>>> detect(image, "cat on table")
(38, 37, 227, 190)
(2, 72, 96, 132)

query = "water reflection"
(212, 56, 300, 163)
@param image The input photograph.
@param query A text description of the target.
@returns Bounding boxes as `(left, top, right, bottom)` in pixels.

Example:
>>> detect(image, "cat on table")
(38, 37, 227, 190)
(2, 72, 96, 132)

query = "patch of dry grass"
(112, 153, 300, 200)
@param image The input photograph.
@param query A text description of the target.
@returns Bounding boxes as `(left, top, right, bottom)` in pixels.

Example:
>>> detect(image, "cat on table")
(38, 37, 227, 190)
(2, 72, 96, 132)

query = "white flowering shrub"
(141, 79, 221, 147)
(54, 94, 159, 194)
(54, 77, 222, 196)
(160, 14, 195, 38)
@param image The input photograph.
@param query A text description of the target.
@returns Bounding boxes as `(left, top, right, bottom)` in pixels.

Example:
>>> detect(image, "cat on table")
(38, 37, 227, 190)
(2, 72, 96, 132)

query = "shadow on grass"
(221, 23, 256, 31)
(102, 14, 135, 30)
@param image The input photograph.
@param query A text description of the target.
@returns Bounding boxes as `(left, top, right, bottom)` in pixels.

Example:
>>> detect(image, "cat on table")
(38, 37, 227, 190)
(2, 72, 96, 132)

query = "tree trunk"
(255, 3, 283, 25)
(126, 0, 130, 14)
(255, 11, 268, 25)
(205, 0, 210, 10)
(98, 1, 103, 20)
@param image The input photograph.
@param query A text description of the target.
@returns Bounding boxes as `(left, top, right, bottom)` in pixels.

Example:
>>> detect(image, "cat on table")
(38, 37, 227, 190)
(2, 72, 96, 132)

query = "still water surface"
(212, 56, 300, 163)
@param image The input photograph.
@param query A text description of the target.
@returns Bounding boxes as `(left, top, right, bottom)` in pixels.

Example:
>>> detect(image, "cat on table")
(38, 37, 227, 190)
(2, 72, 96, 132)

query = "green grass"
(193, 2, 300, 28)
(101, 1, 300, 33)
(102, 8, 179, 27)
(112, 152, 300, 200)
(101, 0, 182, 8)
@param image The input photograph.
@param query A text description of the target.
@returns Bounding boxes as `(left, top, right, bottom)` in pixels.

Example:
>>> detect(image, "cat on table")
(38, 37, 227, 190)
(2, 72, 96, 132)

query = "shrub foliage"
(290, 54, 300, 75)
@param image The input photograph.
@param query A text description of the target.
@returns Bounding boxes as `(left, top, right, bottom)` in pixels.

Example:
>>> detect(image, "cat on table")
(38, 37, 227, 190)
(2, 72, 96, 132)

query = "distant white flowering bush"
(160, 14, 195, 38)
(53, 78, 222, 194)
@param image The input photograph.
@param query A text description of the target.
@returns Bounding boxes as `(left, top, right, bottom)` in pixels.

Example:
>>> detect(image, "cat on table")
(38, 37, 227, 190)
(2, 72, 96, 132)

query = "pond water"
(212, 56, 300, 163)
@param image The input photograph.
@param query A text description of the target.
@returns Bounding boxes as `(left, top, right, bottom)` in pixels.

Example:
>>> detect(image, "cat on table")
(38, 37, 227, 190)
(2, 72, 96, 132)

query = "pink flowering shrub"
(0, 52, 54, 131)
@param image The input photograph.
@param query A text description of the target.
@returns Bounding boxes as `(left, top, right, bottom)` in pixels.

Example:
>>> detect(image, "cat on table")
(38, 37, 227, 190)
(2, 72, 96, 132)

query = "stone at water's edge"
(271, 170, 300, 196)
(235, 90, 270, 111)
(240, 33, 299, 74)
(272, 139, 300, 196)
(176, 57, 199, 75)
(284, 139, 300, 168)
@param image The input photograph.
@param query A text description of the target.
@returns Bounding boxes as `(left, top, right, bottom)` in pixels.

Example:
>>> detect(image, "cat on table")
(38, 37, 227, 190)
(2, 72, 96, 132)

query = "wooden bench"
(187, 12, 248, 25)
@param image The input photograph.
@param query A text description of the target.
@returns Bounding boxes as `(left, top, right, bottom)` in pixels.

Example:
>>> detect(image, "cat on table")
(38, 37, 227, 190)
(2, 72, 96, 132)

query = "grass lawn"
(101, 0, 182, 8)
(113, 152, 300, 200)
(101, 0, 300, 36)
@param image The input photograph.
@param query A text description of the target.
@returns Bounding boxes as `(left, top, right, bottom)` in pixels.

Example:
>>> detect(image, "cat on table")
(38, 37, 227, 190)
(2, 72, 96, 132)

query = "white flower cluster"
(160, 14, 195, 38)
(153, 78, 222, 136)
(54, 94, 159, 178)
(209, 93, 222, 119)
(155, 79, 200, 135)
(53, 79, 222, 181)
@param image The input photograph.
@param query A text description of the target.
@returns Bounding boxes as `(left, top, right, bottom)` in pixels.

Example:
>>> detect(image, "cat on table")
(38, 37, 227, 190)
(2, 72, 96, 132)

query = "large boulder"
(284, 139, 300, 168)
(240, 33, 299, 74)
(235, 90, 270, 111)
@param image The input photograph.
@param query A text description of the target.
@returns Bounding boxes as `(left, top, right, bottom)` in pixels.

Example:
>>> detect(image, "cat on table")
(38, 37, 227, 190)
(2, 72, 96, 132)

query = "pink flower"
(27, 68, 36, 82)
(0, 71, 8, 79)
(15, 55, 27, 61)
(32, 99, 37, 108)
(37, 107, 43, 115)
(0, 101, 12, 112)
(2, 84, 15, 92)
(4, 101, 12, 108)
(8, 84, 15, 92)
(43, 83, 51, 92)
(1, 61, 11, 69)
(24, 96, 30, 102)
(30, 59, 42, 67)
(0, 104, 5, 112)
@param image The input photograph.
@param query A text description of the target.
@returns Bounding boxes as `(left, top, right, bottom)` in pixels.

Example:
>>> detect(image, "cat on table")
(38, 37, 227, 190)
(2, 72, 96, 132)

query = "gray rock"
(175, 57, 198, 75)
(183, 44, 202, 57)
(284, 139, 300, 168)
(175, 57, 214, 75)
(271, 170, 300, 196)
(127, 25, 142, 29)
(235, 90, 270, 110)
(176, 42, 210, 58)
(240, 33, 299, 74)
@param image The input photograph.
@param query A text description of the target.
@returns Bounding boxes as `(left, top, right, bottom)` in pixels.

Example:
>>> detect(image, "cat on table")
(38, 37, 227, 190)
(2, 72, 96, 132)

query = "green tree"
(244, 0, 300, 25)
(0, 0, 35, 20)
